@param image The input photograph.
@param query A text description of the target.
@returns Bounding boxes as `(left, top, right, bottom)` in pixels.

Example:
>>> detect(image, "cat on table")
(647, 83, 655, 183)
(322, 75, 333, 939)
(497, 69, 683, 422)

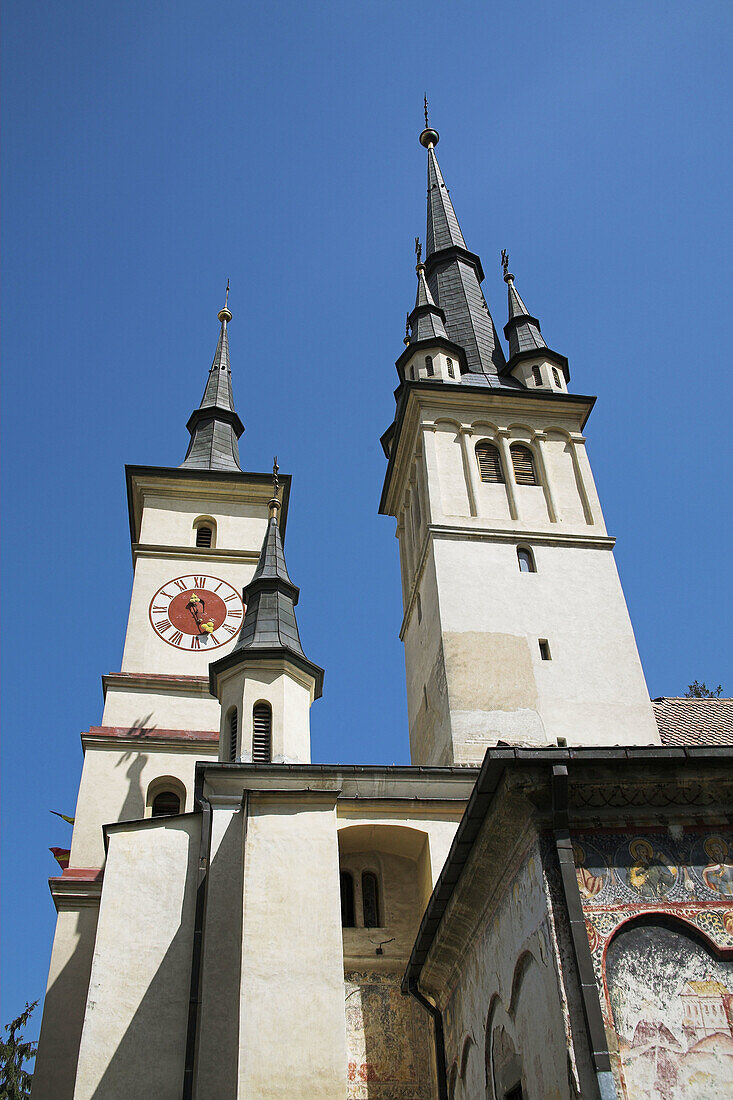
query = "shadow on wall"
(34, 809, 243, 1100)
(80, 810, 244, 1100)
(31, 907, 100, 1100)
(114, 715, 156, 822)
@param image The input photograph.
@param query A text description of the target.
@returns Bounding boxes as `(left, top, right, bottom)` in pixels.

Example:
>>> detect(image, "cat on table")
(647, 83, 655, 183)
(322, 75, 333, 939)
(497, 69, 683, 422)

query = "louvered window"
(532, 365, 542, 386)
(196, 525, 212, 548)
(511, 444, 538, 485)
(151, 790, 181, 817)
(228, 708, 238, 762)
(252, 703, 272, 763)
(425, 355, 434, 376)
(362, 872, 380, 928)
(475, 442, 504, 483)
(447, 358, 455, 379)
(552, 367, 561, 387)
(340, 872, 355, 927)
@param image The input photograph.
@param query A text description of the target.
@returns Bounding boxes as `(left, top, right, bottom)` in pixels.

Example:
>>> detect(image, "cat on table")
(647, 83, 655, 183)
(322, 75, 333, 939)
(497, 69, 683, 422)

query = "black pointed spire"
(210, 461, 324, 698)
(181, 285, 244, 472)
(418, 122, 506, 377)
(500, 252, 569, 384)
(501, 252, 547, 359)
(408, 238, 448, 343)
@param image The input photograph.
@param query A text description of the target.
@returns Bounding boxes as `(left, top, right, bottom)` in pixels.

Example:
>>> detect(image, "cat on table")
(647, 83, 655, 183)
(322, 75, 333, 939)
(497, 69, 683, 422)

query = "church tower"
(380, 118, 660, 765)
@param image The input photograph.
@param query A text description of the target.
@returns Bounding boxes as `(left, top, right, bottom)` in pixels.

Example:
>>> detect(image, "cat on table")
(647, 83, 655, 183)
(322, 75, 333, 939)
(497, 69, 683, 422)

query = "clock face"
(148, 574, 244, 651)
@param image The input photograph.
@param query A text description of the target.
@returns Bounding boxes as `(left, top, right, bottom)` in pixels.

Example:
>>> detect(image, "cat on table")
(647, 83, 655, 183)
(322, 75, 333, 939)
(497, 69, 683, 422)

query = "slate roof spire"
(499, 251, 570, 384)
(501, 252, 547, 359)
(408, 238, 448, 343)
(181, 284, 245, 472)
(418, 117, 506, 376)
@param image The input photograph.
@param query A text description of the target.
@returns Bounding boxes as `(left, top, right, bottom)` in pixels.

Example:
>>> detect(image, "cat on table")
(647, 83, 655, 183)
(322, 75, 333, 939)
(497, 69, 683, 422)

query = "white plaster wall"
(101, 682, 221, 731)
(216, 662, 313, 763)
(73, 816, 199, 1100)
(31, 906, 99, 1100)
(196, 803, 245, 1096)
(432, 538, 659, 753)
(434, 424, 471, 517)
(138, 491, 268, 551)
(69, 742, 216, 868)
(419, 405, 605, 534)
(238, 792, 347, 1098)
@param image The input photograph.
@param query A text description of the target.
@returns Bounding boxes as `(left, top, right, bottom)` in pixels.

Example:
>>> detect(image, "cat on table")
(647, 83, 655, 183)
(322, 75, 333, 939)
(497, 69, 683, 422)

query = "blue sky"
(2, 0, 732, 1036)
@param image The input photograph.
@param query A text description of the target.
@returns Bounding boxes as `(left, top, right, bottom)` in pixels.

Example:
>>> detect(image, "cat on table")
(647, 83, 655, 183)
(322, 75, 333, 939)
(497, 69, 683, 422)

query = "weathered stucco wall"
(345, 970, 435, 1098)
(438, 838, 578, 1099)
(73, 815, 199, 1099)
(571, 825, 733, 1099)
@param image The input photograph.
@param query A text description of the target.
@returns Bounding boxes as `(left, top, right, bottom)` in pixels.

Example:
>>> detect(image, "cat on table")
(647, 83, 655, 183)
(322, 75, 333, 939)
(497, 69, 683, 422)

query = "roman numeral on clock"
(155, 619, 172, 634)
(193, 576, 206, 589)
(190, 635, 202, 649)
(173, 579, 188, 591)
(170, 630, 184, 646)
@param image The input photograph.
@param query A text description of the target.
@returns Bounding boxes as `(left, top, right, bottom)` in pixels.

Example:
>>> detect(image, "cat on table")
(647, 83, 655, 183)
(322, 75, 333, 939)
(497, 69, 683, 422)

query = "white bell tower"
(380, 122, 660, 765)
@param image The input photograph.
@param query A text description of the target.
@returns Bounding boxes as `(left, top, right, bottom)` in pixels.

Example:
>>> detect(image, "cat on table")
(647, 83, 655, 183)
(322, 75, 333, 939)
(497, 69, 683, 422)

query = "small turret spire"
(407, 237, 448, 344)
(500, 252, 570, 385)
(501, 251, 547, 358)
(180, 288, 244, 472)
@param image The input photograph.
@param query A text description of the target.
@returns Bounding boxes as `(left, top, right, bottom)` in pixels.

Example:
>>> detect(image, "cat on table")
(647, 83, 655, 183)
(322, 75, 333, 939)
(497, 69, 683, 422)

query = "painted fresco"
(606, 923, 733, 1098)
(570, 828, 733, 1099)
(344, 970, 434, 1099)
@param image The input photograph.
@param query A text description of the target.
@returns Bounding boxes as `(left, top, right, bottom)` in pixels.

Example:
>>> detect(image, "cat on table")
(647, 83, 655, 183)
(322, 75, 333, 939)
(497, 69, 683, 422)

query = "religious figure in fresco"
(627, 838, 677, 899)
(702, 836, 733, 897)
(572, 842, 606, 899)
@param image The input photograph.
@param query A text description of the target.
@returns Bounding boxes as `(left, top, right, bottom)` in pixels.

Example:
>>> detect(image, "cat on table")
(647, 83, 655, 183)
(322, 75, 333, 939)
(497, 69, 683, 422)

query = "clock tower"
(33, 293, 322, 1098)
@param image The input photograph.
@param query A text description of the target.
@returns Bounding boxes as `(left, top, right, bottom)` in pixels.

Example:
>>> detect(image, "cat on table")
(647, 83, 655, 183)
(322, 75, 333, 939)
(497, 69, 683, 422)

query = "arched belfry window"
(362, 871, 380, 928)
(532, 365, 542, 386)
(552, 366, 561, 388)
(194, 517, 216, 549)
(340, 872, 355, 927)
(517, 547, 536, 573)
(425, 355, 434, 377)
(151, 790, 181, 817)
(228, 707, 238, 762)
(252, 702, 272, 764)
(510, 444, 538, 485)
(446, 357, 455, 378)
(475, 441, 504, 484)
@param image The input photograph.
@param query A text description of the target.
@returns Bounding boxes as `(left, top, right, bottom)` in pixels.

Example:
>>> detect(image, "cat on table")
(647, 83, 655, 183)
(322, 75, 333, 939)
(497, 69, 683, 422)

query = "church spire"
(180, 284, 245, 472)
(418, 112, 506, 376)
(408, 238, 448, 343)
(501, 251, 547, 359)
(499, 251, 570, 387)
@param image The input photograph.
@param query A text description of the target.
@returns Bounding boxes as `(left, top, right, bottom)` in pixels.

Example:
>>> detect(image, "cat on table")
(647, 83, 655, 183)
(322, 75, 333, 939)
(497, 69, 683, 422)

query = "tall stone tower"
(380, 120, 660, 765)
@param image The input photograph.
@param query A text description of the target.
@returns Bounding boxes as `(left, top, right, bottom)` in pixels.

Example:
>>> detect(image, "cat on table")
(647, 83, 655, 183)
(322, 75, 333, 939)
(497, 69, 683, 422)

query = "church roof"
(180, 291, 244, 473)
(653, 697, 733, 746)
